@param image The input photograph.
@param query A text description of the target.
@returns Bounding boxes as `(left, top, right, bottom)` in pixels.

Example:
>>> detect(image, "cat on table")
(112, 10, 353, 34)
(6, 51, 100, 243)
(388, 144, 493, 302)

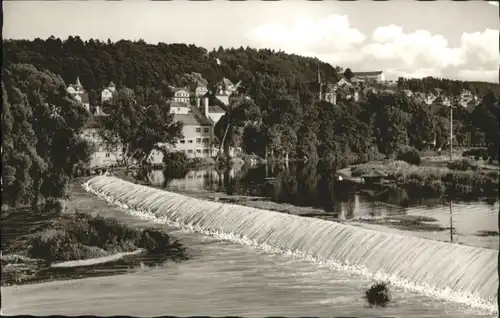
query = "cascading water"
(84, 176, 498, 314)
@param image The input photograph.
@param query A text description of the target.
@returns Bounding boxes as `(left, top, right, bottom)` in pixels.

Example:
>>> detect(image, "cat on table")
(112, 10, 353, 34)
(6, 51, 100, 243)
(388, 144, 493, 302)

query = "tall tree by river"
(2, 64, 92, 209)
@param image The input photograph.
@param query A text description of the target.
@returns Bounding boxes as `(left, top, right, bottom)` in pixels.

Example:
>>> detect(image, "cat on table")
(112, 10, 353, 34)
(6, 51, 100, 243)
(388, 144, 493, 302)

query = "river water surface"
(2, 165, 498, 317)
(2, 182, 494, 317)
(148, 164, 499, 250)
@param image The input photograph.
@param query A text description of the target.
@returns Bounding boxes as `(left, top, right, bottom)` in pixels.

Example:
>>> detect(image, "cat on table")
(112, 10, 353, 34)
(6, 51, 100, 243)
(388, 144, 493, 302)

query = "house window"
(188, 140, 193, 144)
(105, 153, 110, 158)
(188, 149, 193, 153)
(202, 138, 209, 144)
(203, 149, 209, 154)
(196, 138, 202, 143)
(196, 149, 202, 154)
(203, 127, 210, 133)
(196, 127, 201, 133)
(180, 139, 186, 144)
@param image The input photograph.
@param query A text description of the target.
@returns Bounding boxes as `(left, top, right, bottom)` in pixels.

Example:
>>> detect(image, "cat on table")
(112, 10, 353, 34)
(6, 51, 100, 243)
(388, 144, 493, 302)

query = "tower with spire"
(66, 76, 90, 111)
(317, 63, 323, 101)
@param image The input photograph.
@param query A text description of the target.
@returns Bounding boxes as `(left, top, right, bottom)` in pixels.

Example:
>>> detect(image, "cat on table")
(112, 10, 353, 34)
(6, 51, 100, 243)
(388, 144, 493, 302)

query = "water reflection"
(147, 163, 435, 219)
(146, 162, 499, 249)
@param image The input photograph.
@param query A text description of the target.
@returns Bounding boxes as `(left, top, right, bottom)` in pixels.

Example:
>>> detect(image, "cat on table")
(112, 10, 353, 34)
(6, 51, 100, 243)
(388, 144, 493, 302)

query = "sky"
(3, 0, 500, 83)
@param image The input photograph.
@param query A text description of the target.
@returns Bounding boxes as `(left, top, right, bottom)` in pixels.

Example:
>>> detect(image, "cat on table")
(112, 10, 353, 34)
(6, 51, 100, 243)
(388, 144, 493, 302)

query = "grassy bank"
(1, 183, 189, 286)
(351, 160, 499, 199)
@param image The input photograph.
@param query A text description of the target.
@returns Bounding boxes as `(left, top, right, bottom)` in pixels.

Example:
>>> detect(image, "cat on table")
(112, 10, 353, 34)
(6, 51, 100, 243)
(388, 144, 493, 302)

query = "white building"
(101, 81, 116, 103)
(67, 77, 90, 111)
(170, 87, 190, 103)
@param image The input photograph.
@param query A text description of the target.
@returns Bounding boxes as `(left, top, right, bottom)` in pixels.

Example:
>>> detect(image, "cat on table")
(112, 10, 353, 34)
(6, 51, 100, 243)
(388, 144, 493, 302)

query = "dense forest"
(5, 36, 499, 102)
(2, 37, 499, 177)
(3, 36, 342, 106)
(396, 77, 500, 97)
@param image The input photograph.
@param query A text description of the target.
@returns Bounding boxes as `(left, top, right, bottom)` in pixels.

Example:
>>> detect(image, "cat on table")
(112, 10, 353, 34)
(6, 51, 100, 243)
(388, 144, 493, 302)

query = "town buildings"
(67, 77, 90, 111)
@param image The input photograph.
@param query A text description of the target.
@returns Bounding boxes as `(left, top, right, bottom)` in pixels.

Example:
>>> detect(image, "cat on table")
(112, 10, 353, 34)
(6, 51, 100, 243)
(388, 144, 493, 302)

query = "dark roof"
(355, 71, 383, 76)
(174, 113, 202, 126)
(361, 169, 388, 178)
(175, 106, 213, 126)
(209, 105, 225, 113)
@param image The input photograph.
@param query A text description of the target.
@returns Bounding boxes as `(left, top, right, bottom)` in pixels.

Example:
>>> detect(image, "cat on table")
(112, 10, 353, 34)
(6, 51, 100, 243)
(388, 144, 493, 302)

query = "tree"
(2, 64, 91, 209)
(214, 98, 261, 159)
(99, 88, 183, 168)
(344, 68, 355, 81)
(407, 101, 436, 150)
(264, 99, 303, 161)
(471, 91, 499, 161)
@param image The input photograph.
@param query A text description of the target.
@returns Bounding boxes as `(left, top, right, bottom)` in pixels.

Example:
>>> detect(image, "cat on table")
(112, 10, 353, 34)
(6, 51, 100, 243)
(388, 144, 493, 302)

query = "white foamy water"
(3, 227, 492, 317)
(77, 176, 499, 315)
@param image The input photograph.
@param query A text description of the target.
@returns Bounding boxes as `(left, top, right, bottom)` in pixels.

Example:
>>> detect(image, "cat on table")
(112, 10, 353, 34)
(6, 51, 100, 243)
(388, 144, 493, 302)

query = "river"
(2, 165, 498, 317)
(147, 163, 499, 250)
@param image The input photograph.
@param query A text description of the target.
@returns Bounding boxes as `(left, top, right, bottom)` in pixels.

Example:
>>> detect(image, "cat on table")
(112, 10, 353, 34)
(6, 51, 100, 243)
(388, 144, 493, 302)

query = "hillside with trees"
(396, 76, 500, 97)
(3, 36, 342, 106)
(3, 37, 499, 166)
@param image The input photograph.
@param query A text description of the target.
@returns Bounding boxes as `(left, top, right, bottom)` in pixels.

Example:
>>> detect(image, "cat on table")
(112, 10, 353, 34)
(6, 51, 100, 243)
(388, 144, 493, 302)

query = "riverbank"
(1, 180, 189, 286)
(343, 160, 499, 200)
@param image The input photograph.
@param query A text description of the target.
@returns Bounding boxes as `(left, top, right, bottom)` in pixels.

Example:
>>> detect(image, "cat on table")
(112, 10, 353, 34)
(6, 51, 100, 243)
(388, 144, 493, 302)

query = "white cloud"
(247, 16, 499, 82)
(460, 28, 499, 68)
(364, 26, 464, 68)
(247, 14, 365, 56)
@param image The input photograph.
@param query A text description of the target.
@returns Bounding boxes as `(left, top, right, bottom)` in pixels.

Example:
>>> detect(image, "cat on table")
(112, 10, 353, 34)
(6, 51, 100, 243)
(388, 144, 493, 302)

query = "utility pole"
(449, 99, 454, 162)
(449, 200, 454, 242)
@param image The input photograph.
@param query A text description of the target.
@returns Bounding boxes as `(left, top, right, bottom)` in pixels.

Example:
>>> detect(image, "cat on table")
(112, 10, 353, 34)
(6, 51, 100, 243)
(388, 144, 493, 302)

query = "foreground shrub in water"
(25, 213, 188, 264)
(365, 282, 391, 307)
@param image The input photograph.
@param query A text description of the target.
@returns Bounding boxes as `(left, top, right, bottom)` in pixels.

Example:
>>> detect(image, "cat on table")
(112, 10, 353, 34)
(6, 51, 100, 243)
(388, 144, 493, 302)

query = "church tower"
(317, 63, 323, 101)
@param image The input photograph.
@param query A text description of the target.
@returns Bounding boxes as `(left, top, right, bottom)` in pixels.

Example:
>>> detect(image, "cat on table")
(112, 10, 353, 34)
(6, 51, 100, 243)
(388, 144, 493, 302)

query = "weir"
(85, 176, 498, 311)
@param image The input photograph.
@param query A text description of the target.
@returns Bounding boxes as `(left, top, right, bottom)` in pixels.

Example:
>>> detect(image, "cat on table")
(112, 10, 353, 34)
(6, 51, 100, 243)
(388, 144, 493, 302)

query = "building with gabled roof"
(67, 76, 90, 112)
(101, 81, 116, 103)
(169, 86, 190, 103)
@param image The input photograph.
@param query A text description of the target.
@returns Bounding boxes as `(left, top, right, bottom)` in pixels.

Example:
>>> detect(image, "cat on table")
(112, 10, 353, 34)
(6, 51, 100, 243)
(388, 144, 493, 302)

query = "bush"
(447, 158, 479, 171)
(24, 213, 188, 264)
(163, 151, 189, 179)
(365, 282, 391, 307)
(27, 229, 85, 264)
(396, 146, 421, 166)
